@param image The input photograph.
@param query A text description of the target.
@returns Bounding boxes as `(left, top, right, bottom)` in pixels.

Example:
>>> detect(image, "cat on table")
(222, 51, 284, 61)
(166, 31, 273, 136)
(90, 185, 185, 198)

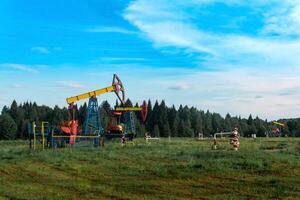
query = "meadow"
(0, 138, 299, 200)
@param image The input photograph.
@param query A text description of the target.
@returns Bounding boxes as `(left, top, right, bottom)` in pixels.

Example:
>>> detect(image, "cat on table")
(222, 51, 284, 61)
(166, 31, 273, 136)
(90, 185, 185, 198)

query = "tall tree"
(204, 110, 213, 136)
(150, 101, 160, 134)
(168, 105, 177, 135)
(190, 107, 202, 136)
(1, 99, 300, 139)
(153, 124, 160, 137)
(158, 100, 170, 137)
(172, 113, 179, 137)
(178, 106, 193, 137)
(212, 113, 222, 133)
(0, 114, 17, 140)
(100, 101, 111, 129)
(145, 99, 153, 132)
(224, 113, 232, 132)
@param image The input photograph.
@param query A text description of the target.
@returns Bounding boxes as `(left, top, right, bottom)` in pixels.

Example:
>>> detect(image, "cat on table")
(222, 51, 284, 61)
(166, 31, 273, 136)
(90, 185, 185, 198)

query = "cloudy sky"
(1, 0, 300, 120)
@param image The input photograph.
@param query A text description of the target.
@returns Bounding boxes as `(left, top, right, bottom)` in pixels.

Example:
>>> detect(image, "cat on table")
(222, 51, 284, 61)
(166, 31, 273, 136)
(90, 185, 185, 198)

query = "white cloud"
(0, 63, 299, 119)
(31, 46, 50, 54)
(261, 1, 300, 36)
(0, 63, 39, 73)
(255, 95, 263, 99)
(9, 84, 27, 89)
(57, 81, 85, 89)
(169, 82, 191, 90)
(153, 66, 300, 120)
(85, 26, 136, 34)
(83, 64, 300, 119)
(31, 46, 63, 54)
(121, 0, 300, 119)
(124, 0, 300, 68)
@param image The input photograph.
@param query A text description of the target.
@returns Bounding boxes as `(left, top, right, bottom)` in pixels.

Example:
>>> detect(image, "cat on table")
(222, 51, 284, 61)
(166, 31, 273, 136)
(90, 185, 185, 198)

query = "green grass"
(0, 138, 299, 200)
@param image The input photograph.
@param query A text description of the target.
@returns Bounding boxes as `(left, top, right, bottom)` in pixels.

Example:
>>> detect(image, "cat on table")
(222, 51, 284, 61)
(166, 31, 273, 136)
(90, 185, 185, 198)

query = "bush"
(0, 114, 17, 140)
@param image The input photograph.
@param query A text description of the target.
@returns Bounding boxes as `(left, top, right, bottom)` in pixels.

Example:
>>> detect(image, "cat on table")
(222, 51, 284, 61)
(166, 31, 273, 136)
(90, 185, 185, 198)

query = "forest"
(0, 99, 300, 140)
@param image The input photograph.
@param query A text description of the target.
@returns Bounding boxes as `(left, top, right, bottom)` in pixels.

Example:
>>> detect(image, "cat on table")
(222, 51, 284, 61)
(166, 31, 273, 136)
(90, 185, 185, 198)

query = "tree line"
(0, 99, 300, 140)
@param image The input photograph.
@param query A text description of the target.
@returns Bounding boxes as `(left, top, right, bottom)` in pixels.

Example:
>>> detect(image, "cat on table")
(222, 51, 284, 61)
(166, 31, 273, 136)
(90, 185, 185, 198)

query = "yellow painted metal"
(115, 107, 142, 112)
(41, 122, 48, 150)
(66, 85, 116, 104)
(127, 141, 136, 145)
(41, 123, 44, 150)
(51, 135, 101, 138)
(273, 121, 285, 127)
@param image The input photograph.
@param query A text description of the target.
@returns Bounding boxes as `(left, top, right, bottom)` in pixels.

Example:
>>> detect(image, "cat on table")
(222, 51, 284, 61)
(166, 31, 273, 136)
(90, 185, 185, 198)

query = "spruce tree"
(204, 111, 213, 136)
(153, 124, 160, 137)
(0, 114, 17, 140)
(146, 99, 153, 132)
(151, 101, 160, 134)
(224, 113, 232, 132)
(158, 100, 169, 137)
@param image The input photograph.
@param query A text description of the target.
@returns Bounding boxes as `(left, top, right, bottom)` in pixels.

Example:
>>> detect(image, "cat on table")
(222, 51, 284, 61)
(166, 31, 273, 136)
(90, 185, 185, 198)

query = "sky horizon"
(1, 0, 300, 120)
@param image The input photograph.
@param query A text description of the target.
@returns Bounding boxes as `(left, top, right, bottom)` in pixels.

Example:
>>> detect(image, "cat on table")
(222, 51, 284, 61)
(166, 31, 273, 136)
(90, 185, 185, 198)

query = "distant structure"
(198, 133, 204, 140)
(214, 132, 232, 139)
(145, 132, 160, 143)
(212, 131, 231, 150)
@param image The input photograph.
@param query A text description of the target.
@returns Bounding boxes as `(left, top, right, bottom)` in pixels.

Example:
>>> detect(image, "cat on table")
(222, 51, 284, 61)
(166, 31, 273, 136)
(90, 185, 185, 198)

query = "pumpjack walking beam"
(66, 74, 125, 105)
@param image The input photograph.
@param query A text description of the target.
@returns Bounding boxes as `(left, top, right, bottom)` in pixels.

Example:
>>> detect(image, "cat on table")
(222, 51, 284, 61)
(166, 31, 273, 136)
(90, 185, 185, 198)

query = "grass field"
(0, 138, 299, 200)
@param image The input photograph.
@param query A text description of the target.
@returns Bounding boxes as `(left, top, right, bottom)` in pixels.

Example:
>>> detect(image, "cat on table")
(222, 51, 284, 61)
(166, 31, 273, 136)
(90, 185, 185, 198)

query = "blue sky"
(1, 0, 300, 120)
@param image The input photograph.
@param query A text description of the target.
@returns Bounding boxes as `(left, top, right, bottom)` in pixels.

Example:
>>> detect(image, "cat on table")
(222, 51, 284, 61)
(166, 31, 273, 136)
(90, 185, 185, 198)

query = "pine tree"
(153, 124, 160, 137)
(124, 99, 133, 107)
(247, 114, 253, 126)
(146, 99, 153, 132)
(190, 107, 201, 136)
(212, 113, 222, 133)
(204, 111, 213, 136)
(9, 100, 25, 138)
(255, 116, 266, 137)
(150, 101, 160, 134)
(1, 99, 300, 140)
(162, 122, 171, 137)
(158, 100, 169, 137)
(195, 112, 203, 135)
(172, 113, 179, 137)
(78, 103, 87, 127)
(224, 113, 232, 132)
(178, 120, 185, 137)
(1, 106, 9, 115)
(168, 105, 177, 135)
(178, 106, 193, 137)
(230, 117, 239, 130)
(100, 101, 111, 129)
(0, 114, 17, 140)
